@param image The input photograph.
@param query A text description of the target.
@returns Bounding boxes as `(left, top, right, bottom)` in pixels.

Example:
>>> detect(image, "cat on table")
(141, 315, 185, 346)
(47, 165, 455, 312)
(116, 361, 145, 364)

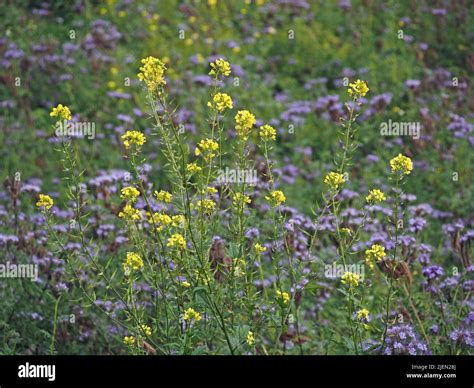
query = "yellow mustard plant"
(209, 58, 231, 77)
(208, 92, 233, 112)
(232, 192, 251, 207)
(123, 252, 144, 272)
(195, 138, 219, 161)
(118, 204, 141, 221)
(259, 124, 277, 141)
(186, 162, 202, 174)
(121, 130, 147, 150)
(265, 190, 286, 207)
(390, 153, 413, 175)
(183, 308, 202, 322)
(50, 104, 72, 121)
(366, 189, 386, 203)
(348, 79, 369, 98)
(154, 190, 173, 203)
(36, 194, 54, 210)
(167, 233, 186, 250)
(234, 110, 256, 140)
(365, 244, 386, 269)
(246, 331, 255, 346)
(140, 324, 152, 336)
(137, 56, 167, 93)
(341, 271, 361, 287)
(123, 336, 136, 346)
(120, 186, 140, 203)
(323, 171, 346, 191)
(276, 290, 290, 306)
(254, 243, 266, 253)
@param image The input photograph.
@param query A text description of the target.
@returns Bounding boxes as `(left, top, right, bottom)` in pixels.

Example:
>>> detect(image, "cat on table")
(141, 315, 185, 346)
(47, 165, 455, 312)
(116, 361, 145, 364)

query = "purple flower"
(422, 265, 444, 281)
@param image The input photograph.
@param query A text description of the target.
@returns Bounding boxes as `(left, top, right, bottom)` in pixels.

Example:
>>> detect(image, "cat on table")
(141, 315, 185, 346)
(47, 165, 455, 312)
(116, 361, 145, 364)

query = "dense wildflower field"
(0, 0, 472, 356)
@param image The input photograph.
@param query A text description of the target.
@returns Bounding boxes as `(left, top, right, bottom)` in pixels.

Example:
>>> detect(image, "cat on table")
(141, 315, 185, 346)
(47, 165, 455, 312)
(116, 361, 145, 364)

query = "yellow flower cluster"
(234, 110, 256, 140)
(123, 252, 144, 272)
(366, 189, 386, 203)
(140, 324, 152, 336)
(233, 192, 251, 207)
(195, 138, 219, 161)
(36, 194, 54, 210)
(348, 79, 369, 98)
(186, 162, 202, 174)
(147, 212, 172, 231)
(323, 171, 346, 190)
(356, 308, 369, 321)
(209, 58, 231, 77)
(208, 92, 233, 112)
(121, 186, 140, 203)
(50, 104, 72, 121)
(154, 190, 173, 203)
(123, 336, 135, 346)
(365, 244, 386, 269)
(137, 56, 167, 93)
(276, 290, 290, 306)
(341, 271, 361, 287)
(171, 214, 186, 228)
(195, 199, 216, 215)
(246, 331, 255, 346)
(265, 190, 286, 207)
(259, 124, 277, 141)
(183, 307, 202, 322)
(167, 233, 186, 250)
(118, 204, 141, 221)
(254, 243, 266, 253)
(390, 154, 413, 175)
(121, 130, 147, 150)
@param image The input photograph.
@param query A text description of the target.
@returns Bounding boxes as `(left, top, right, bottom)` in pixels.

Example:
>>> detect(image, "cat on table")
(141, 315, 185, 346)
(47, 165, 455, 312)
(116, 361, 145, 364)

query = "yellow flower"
(365, 244, 386, 269)
(348, 79, 369, 98)
(205, 187, 218, 195)
(233, 192, 251, 207)
(154, 190, 173, 203)
(181, 280, 191, 288)
(208, 92, 233, 112)
(186, 162, 202, 174)
(209, 58, 231, 77)
(50, 104, 72, 121)
(276, 290, 290, 306)
(357, 308, 369, 321)
(123, 336, 136, 346)
(195, 139, 219, 161)
(167, 233, 186, 250)
(254, 243, 266, 253)
(121, 186, 140, 203)
(183, 308, 202, 322)
(259, 124, 277, 141)
(265, 190, 286, 207)
(246, 331, 255, 346)
(366, 189, 386, 203)
(123, 252, 144, 272)
(118, 204, 141, 221)
(234, 110, 256, 140)
(390, 154, 413, 175)
(121, 130, 147, 150)
(341, 271, 360, 287)
(171, 215, 186, 228)
(147, 212, 172, 231)
(323, 171, 345, 190)
(36, 194, 54, 210)
(195, 199, 216, 215)
(140, 324, 152, 336)
(137, 56, 167, 92)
